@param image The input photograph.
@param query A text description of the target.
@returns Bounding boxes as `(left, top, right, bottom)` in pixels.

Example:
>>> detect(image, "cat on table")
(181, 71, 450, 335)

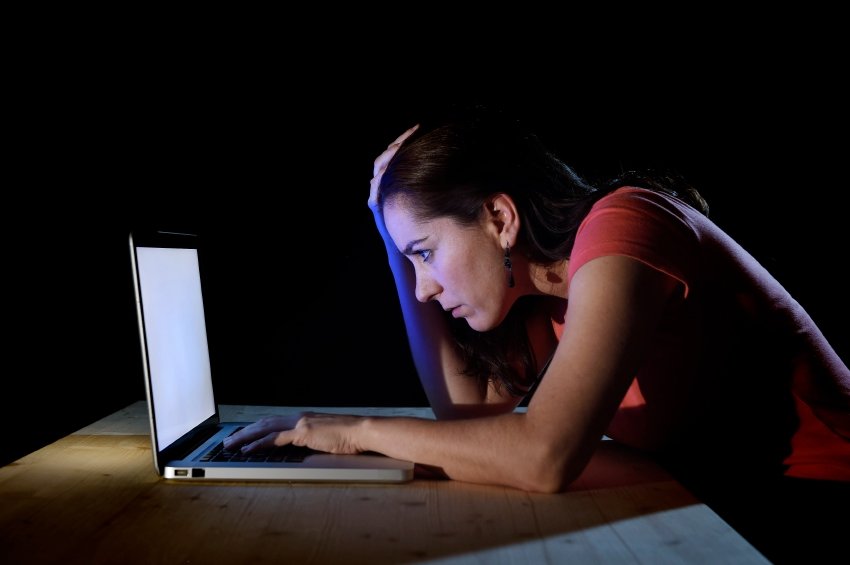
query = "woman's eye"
(417, 250, 432, 262)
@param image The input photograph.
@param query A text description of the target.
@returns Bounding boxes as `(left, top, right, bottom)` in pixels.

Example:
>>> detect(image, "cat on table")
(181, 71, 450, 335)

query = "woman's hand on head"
(368, 124, 419, 212)
(221, 413, 368, 455)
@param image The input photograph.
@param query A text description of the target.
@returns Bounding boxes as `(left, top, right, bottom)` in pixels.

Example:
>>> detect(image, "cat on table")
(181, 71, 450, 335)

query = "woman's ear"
(486, 193, 520, 246)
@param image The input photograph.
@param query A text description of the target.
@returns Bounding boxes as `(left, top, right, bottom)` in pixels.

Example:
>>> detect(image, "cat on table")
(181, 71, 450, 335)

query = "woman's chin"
(466, 308, 512, 332)
(465, 316, 495, 333)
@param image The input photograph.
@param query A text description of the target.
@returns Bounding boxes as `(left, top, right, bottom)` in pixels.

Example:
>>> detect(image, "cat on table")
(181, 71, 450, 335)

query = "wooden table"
(0, 401, 769, 564)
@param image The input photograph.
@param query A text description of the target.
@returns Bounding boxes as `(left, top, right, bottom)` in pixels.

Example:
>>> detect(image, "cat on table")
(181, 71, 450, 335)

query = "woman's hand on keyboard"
(222, 413, 367, 455)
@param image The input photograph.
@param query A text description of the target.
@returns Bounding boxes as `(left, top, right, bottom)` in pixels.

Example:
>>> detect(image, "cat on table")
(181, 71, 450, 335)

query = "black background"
(4, 34, 847, 467)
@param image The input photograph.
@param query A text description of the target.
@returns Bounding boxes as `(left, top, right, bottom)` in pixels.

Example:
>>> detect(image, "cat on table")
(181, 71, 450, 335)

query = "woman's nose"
(414, 273, 440, 303)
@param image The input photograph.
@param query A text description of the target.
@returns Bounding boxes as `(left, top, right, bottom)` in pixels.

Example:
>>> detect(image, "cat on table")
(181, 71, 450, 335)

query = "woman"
(225, 108, 848, 503)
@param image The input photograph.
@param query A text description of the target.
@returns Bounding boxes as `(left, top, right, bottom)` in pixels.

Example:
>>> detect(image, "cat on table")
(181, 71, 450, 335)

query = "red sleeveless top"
(563, 187, 850, 481)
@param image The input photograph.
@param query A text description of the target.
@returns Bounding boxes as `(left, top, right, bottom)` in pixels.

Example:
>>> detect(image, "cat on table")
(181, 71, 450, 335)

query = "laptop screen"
(135, 245, 216, 451)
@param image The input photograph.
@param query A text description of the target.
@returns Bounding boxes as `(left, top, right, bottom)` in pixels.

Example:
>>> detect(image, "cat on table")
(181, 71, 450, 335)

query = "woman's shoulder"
(569, 186, 705, 290)
(579, 186, 703, 242)
(592, 186, 703, 221)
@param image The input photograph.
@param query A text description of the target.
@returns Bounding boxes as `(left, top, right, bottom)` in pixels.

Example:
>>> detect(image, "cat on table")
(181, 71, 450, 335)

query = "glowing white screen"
(136, 246, 215, 451)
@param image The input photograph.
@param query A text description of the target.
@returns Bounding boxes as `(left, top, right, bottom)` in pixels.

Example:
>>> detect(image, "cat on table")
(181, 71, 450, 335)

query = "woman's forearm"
(358, 411, 586, 493)
(380, 238, 499, 416)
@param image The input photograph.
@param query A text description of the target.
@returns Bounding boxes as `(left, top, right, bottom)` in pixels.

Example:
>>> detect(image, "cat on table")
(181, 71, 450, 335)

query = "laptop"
(128, 230, 415, 482)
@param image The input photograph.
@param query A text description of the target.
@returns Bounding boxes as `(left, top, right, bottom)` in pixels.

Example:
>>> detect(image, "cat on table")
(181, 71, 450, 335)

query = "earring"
(503, 244, 515, 288)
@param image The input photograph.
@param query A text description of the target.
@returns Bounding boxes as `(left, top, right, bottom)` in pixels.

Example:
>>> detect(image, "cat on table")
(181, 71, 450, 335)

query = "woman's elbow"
(519, 468, 582, 494)
(510, 444, 587, 494)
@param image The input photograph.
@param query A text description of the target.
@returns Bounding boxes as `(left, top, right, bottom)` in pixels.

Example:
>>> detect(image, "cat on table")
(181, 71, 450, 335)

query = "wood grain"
(1, 405, 770, 564)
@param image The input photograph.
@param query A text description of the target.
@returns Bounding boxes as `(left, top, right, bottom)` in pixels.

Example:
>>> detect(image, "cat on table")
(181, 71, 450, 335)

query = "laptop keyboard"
(200, 428, 315, 463)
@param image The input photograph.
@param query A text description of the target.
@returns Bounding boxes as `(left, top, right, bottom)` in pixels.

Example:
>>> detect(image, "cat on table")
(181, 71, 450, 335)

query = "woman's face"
(383, 200, 512, 332)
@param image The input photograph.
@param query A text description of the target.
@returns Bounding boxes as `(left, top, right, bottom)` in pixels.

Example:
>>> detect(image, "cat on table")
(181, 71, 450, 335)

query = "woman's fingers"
(222, 414, 307, 451)
(372, 124, 419, 177)
(369, 124, 420, 212)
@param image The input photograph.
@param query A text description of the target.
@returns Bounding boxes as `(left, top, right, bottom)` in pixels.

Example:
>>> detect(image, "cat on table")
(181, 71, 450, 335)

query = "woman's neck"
(527, 259, 570, 299)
